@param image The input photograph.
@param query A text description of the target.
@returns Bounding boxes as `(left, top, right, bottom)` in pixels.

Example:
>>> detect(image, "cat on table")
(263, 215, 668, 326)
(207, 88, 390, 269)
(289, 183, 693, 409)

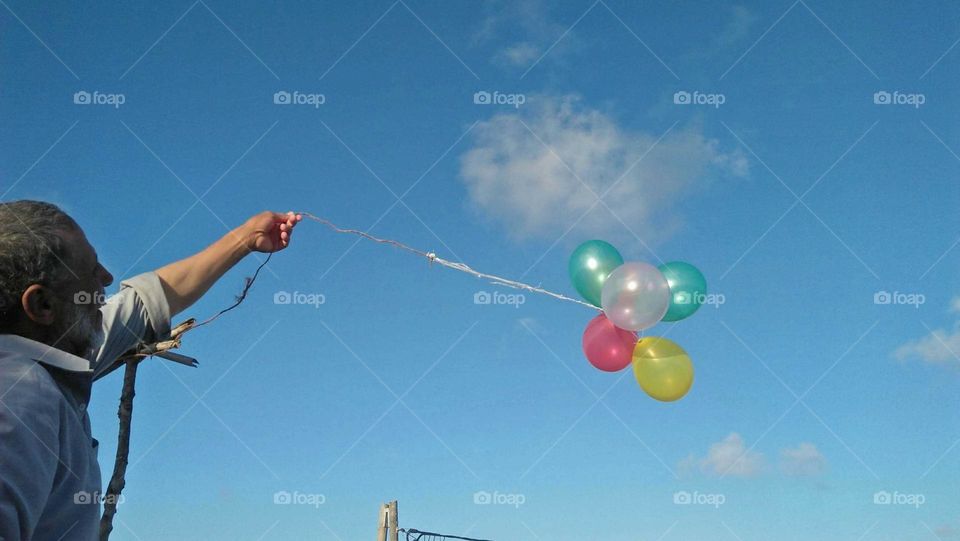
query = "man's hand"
(156, 210, 304, 316)
(241, 211, 303, 253)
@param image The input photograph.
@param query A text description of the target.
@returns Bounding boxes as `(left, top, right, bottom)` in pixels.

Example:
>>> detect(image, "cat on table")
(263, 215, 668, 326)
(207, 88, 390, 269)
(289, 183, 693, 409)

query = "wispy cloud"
(459, 95, 747, 245)
(475, 0, 575, 69)
(681, 434, 828, 478)
(894, 324, 960, 364)
(680, 432, 765, 477)
(717, 5, 760, 47)
(701, 433, 765, 476)
(677, 4, 760, 68)
(496, 42, 541, 67)
(893, 295, 960, 365)
(780, 442, 827, 476)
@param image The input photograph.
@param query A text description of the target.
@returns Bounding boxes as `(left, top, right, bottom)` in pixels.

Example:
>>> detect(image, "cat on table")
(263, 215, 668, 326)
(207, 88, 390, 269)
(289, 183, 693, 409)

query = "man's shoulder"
(0, 352, 64, 411)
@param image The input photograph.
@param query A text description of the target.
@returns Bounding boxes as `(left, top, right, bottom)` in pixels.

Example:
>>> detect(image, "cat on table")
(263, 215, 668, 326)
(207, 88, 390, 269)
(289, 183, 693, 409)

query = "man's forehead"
(60, 226, 97, 264)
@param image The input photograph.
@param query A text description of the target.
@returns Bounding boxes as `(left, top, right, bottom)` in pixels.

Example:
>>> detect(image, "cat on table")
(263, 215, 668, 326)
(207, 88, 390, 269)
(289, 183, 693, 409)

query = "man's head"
(0, 201, 113, 359)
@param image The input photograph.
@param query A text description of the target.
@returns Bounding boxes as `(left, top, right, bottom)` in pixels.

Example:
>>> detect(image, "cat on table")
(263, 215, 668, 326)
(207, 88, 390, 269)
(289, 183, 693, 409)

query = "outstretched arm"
(155, 211, 302, 317)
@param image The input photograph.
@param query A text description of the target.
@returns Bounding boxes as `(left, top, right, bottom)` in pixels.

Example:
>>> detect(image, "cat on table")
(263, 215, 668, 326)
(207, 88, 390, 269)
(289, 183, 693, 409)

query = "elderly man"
(0, 200, 302, 540)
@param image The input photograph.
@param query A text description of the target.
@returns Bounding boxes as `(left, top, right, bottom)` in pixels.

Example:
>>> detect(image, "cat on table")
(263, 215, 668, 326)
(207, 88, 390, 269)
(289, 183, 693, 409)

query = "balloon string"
(299, 212, 601, 311)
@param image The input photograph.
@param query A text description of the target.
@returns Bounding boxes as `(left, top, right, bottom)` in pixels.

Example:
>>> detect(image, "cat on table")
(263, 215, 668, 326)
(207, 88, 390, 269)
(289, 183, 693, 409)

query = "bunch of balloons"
(569, 240, 706, 402)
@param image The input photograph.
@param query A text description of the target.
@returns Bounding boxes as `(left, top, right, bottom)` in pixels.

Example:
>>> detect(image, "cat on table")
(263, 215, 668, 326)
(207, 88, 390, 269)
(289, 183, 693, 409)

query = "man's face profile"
(21, 225, 114, 359)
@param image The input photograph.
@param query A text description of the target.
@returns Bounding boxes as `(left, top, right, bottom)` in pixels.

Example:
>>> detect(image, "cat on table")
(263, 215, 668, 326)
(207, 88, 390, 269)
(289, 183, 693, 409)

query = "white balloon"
(600, 262, 670, 331)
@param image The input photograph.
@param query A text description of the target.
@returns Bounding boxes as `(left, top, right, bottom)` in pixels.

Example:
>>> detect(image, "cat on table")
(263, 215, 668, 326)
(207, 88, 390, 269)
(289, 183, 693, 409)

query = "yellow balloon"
(632, 337, 694, 402)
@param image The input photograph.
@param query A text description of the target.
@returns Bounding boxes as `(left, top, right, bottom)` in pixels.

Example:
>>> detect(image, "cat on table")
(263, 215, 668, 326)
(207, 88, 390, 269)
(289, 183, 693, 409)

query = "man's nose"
(98, 265, 114, 288)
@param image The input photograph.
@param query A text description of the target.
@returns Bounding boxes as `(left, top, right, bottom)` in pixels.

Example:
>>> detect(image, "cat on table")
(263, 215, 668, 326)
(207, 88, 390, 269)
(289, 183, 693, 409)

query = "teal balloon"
(658, 261, 707, 322)
(569, 240, 623, 307)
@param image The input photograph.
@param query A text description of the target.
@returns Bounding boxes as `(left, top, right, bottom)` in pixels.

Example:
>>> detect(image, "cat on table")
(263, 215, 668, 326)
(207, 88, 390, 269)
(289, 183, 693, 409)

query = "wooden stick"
(98, 358, 139, 540)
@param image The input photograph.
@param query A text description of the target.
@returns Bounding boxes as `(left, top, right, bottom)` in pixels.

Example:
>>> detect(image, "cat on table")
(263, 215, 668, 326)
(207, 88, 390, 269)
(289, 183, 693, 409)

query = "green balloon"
(569, 240, 623, 307)
(658, 261, 707, 322)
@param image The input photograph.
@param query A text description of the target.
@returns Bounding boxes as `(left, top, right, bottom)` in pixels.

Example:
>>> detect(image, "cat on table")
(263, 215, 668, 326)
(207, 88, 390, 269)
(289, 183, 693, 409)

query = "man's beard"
(54, 301, 105, 360)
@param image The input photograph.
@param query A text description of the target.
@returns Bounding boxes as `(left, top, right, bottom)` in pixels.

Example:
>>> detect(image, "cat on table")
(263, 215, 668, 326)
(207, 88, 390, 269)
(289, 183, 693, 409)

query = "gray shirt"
(0, 272, 170, 541)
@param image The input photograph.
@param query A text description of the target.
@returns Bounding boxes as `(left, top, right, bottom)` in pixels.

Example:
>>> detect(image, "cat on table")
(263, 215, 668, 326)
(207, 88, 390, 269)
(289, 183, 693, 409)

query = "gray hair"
(0, 200, 80, 330)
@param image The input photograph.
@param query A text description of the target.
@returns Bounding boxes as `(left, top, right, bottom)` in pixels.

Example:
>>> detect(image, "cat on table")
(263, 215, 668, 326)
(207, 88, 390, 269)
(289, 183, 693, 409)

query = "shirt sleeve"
(91, 272, 172, 380)
(0, 360, 61, 541)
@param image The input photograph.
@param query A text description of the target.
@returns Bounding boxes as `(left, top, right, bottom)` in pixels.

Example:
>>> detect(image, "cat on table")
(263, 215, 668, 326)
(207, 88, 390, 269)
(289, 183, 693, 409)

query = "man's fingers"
(261, 211, 301, 250)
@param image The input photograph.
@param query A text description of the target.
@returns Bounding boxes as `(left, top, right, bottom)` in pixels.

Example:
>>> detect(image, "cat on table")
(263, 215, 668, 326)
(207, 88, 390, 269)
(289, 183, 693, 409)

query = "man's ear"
(20, 284, 57, 326)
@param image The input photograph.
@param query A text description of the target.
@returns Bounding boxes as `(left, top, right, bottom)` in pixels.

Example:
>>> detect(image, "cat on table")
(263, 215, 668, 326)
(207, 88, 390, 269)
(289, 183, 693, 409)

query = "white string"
(300, 212, 600, 311)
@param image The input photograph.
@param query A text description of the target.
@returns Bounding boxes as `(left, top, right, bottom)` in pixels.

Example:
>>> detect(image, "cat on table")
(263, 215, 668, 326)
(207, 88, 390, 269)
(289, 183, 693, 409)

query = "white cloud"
(460, 95, 748, 244)
(717, 5, 759, 47)
(780, 442, 827, 476)
(696, 433, 765, 477)
(682, 435, 833, 479)
(893, 324, 960, 364)
(496, 42, 541, 67)
(475, 0, 571, 69)
(894, 297, 960, 365)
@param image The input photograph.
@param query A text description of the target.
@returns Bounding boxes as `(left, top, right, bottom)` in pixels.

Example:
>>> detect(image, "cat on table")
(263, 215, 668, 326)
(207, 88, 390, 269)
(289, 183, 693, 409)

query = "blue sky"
(3, 0, 960, 539)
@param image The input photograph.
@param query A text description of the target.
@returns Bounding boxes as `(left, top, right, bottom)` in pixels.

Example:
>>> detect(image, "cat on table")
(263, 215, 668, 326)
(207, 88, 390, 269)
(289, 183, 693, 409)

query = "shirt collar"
(0, 334, 92, 373)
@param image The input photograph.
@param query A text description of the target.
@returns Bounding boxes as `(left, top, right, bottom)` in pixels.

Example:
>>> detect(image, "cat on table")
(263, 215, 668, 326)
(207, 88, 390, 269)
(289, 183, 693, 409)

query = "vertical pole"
(377, 503, 388, 541)
(100, 358, 140, 541)
(388, 500, 398, 541)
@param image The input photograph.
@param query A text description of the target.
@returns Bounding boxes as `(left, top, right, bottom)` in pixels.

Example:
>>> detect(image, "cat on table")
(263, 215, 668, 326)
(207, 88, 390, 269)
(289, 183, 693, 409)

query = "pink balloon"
(582, 314, 638, 372)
